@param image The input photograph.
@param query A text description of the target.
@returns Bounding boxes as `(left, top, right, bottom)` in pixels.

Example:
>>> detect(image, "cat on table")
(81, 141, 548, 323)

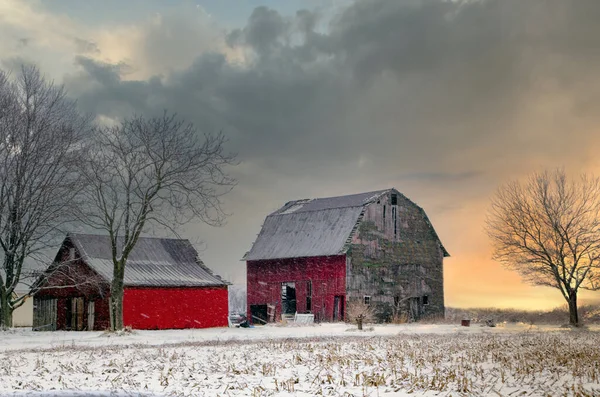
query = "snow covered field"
(1, 323, 599, 396)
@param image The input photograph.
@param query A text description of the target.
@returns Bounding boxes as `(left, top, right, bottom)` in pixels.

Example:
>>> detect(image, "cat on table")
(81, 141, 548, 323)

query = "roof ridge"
(68, 232, 189, 242)
(272, 204, 367, 215)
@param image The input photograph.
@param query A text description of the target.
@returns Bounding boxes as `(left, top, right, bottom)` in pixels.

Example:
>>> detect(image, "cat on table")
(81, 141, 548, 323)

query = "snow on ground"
(1, 323, 599, 396)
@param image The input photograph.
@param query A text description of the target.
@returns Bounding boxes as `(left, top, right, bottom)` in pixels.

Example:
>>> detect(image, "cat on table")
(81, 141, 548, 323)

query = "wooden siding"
(346, 190, 445, 321)
(246, 255, 346, 323)
(123, 286, 229, 329)
(32, 297, 57, 331)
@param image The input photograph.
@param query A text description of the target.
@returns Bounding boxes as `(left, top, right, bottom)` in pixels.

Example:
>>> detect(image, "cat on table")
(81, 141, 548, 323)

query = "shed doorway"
(67, 297, 85, 331)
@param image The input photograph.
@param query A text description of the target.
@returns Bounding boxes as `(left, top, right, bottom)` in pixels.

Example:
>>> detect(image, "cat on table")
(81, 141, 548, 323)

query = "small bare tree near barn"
(0, 66, 88, 329)
(486, 169, 600, 326)
(78, 112, 236, 330)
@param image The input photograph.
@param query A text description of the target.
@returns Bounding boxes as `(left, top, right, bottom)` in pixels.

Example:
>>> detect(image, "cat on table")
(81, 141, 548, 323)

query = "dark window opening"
(306, 281, 312, 312)
(392, 207, 397, 238)
(281, 282, 297, 315)
(364, 295, 371, 305)
(391, 194, 398, 205)
(383, 205, 386, 230)
(394, 296, 400, 307)
(422, 295, 429, 305)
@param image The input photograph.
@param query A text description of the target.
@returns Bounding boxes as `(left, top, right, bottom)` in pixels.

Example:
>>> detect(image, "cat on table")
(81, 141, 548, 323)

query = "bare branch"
(0, 65, 90, 328)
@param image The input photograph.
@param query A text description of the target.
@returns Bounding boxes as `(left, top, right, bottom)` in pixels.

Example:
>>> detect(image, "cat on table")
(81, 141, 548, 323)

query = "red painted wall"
(246, 255, 346, 322)
(123, 286, 229, 329)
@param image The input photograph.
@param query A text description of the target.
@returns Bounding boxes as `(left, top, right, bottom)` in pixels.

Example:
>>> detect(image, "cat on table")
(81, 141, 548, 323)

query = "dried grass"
(2, 331, 600, 396)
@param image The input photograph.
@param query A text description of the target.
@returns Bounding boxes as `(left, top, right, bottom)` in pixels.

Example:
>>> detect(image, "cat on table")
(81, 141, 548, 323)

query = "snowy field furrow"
(1, 324, 599, 396)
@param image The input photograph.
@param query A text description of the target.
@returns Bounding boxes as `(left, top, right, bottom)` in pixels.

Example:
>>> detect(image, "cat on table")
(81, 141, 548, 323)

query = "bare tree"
(0, 66, 88, 329)
(486, 169, 600, 326)
(79, 112, 236, 330)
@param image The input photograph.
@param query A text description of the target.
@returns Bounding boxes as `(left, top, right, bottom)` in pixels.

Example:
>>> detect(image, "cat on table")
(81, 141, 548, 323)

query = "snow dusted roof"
(244, 189, 390, 261)
(67, 233, 227, 287)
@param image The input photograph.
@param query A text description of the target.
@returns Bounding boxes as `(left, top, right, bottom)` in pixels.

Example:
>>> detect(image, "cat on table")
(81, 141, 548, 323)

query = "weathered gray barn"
(245, 188, 449, 322)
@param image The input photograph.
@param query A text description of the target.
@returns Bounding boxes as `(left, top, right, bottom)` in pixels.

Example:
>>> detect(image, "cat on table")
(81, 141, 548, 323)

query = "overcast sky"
(3, 0, 600, 309)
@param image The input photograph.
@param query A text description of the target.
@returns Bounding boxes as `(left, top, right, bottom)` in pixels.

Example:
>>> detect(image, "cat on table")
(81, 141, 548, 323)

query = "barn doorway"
(250, 304, 268, 324)
(333, 295, 344, 321)
(67, 297, 85, 331)
(281, 282, 296, 316)
(408, 297, 422, 322)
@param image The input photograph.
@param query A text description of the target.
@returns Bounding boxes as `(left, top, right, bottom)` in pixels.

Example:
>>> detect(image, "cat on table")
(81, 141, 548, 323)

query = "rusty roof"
(68, 233, 227, 287)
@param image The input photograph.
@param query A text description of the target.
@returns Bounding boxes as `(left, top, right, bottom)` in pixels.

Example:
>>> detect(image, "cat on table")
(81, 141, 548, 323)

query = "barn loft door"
(33, 297, 57, 331)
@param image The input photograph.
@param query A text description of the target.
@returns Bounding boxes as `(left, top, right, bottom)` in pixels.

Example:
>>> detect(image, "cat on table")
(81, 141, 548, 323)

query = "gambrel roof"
(244, 188, 448, 261)
(64, 233, 227, 287)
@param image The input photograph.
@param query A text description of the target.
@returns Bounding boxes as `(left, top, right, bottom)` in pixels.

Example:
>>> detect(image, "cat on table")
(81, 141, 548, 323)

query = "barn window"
(391, 194, 398, 205)
(394, 296, 400, 307)
(363, 296, 371, 305)
(422, 295, 429, 305)
(383, 205, 386, 230)
(306, 281, 312, 312)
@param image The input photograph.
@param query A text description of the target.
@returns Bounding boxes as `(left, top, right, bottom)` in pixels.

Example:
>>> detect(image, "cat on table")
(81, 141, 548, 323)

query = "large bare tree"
(0, 66, 88, 329)
(79, 112, 236, 330)
(486, 169, 600, 326)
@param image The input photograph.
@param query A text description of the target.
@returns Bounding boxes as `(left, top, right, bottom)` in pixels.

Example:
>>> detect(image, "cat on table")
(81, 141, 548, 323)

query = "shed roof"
(244, 189, 390, 261)
(67, 233, 227, 287)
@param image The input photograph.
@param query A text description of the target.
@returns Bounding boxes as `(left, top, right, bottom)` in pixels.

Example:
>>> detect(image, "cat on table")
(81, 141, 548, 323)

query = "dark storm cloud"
(63, 0, 600, 187)
(38, 0, 600, 298)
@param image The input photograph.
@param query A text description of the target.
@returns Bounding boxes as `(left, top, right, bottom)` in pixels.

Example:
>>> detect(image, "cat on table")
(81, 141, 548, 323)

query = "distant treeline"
(445, 305, 600, 325)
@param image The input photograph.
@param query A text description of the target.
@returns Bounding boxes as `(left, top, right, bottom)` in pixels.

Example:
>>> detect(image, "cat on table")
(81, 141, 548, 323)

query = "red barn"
(245, 189, 448, 323)
(33, 234, 228, 331)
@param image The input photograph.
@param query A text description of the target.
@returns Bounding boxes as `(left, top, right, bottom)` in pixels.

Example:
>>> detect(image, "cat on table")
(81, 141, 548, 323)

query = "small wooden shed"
(34, 233, 229, 331)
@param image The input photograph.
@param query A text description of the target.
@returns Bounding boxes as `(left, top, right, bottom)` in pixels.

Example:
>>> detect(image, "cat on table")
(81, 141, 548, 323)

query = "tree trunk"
(568, 292, 579, 327)
(0, 288, 13, 330)
(110, 277, 124, 331)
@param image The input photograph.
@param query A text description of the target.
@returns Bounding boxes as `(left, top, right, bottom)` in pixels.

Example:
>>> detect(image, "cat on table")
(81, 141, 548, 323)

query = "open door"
(281, 282, 296, 316)
(333, 295, 344, 321)
(250, 304, 268, 324)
